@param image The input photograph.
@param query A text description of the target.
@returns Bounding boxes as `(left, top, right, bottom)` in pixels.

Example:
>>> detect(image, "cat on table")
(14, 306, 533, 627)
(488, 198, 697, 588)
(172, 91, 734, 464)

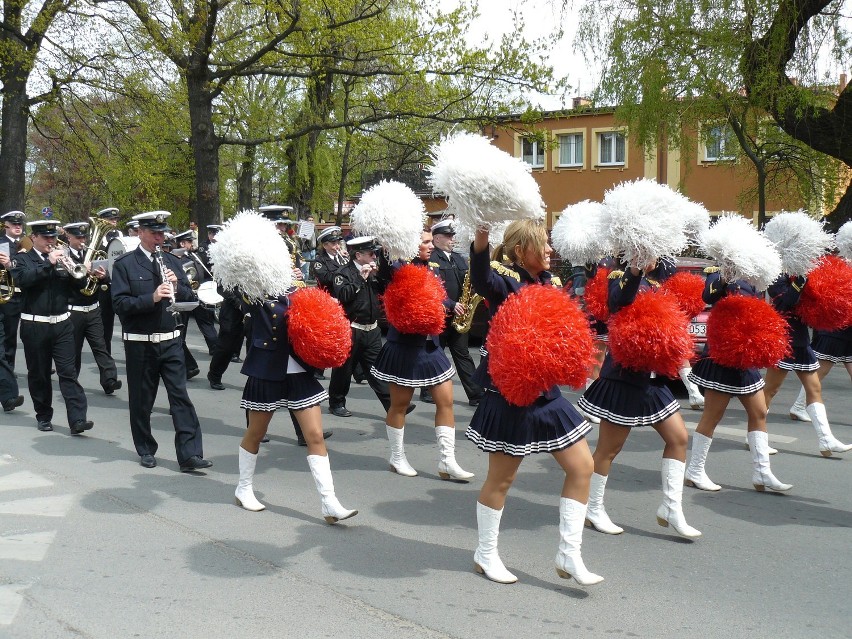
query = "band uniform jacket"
(430, 248, 468, 303)
(111, 247, 195, 334)
(241, 295, 314, 382)
(0, 233, 23, 300)
(180, 250, 212, 285)
(311, 250, 345, 292)
(331, 260, 382, 325)
(10, 249, 75, 315)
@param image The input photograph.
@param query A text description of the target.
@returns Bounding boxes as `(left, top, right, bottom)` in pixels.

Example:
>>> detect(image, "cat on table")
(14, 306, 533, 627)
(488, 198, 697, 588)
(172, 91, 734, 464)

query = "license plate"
(689, 323, 707, 336)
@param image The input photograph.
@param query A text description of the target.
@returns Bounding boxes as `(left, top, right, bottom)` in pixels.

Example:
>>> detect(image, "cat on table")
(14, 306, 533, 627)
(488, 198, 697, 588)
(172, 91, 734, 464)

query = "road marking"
(0, 585, 27, 625)
(0, 494, 76, 517)
(0, 471, 54, 493)
(684, 423, 797, 444)
(0, 531, 57, 561)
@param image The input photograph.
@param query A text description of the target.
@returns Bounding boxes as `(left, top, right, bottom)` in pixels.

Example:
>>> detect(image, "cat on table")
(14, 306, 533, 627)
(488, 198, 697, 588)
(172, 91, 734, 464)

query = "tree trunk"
(185, 71, 221, 228)
(237, 144, 256, 211)
(756, 164, 767, 229)
(826, 175, 852, 232)
(0, 75, 29, 213)
(337, 130, 353, 226)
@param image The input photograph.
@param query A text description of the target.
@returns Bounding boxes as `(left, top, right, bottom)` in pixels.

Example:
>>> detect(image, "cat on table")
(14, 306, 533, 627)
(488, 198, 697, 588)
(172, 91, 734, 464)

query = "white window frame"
(519, 136, 546, 169)
(703, 124, 736, 162)
(591, 127, 628, 169)
(597, 131, 626, 166)
(554, 130, 585, 168)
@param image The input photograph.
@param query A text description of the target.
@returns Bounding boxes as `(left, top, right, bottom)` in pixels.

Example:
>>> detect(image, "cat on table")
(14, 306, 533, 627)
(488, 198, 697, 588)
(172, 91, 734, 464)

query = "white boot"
(307, 454, 358, 524)
(806, 403, 852, 457)
(789, 386, 810, 422)
(745, 435, 778, 455)
(555, 498, 604, 586)
(386, 424, 417, 476)
(473, 502, 517, 584)
(684, 433, 721, 491)
(585, 472, 623, 534)
(235, 446, 266, 511)
(679, 367, 704, 410)
(748, 431, 792, 492)
(435, 426, 474, 481)
(656, 458, 702, 539)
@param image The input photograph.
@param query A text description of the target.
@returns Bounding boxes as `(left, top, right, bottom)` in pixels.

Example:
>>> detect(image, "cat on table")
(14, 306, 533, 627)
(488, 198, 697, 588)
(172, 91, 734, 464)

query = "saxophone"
(451, 271, 484, 333)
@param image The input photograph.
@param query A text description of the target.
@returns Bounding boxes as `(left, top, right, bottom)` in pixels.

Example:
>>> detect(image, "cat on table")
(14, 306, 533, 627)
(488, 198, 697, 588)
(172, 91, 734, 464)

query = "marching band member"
(111, 211, 212, 471)
(95, 208, 122, 354)
(11, 220, 93, 434)
(0, 210, 26, 368)
(174, 229, 218, 355)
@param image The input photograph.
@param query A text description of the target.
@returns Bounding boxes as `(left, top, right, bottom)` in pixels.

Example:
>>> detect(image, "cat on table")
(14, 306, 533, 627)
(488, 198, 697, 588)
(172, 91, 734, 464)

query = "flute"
(154, 245, 184, 328)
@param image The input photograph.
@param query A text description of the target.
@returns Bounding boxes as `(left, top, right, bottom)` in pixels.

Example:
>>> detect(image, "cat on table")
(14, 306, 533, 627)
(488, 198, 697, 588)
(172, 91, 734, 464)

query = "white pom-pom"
(700, 213, 782, 290)
(603, 179, 688, 267)
(427, 132, 545, 229)
(350, 180, 424, 261)
(681, 200, 711, 246)
(551, 200, 612, 266)
(209, 210, 292, 302)
(450, 217, 509, 256)
(835, 221, 852, 263)
(763, 210, 834, 276)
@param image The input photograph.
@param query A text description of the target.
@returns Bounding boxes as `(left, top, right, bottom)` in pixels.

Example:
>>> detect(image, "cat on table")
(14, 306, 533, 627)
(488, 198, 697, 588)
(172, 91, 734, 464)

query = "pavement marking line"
(0, 585, 27, 625)
(684, 423, 797, 444)
(0, 471, 54, 493)
(0, 494, 76, 517)
(0, 531, 58, 561)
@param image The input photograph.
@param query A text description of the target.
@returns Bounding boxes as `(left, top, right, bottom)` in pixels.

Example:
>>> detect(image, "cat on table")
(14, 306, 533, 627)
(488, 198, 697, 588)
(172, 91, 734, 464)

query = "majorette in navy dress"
(811, 327, 852, 363)
(768, 274, 820, 372)
(578, 269, 681, 427)
(464, 246, 590, 457)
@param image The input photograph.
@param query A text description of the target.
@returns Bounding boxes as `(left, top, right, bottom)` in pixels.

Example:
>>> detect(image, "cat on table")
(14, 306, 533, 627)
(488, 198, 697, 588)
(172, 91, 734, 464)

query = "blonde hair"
(491, 218, 548, 265)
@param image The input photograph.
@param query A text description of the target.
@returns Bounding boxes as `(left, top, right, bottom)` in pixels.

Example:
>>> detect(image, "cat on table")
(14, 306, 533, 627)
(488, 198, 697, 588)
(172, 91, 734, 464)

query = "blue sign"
(41, 206, 53, 219)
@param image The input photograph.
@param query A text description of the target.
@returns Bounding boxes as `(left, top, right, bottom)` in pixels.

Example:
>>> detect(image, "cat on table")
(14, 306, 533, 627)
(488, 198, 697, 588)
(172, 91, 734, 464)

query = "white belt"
(122, 330, 181, 343)
(21, 312, 70, 324)
(0, 286, 21, 293)
(69, 302, 100, 313)
(351, 321, 378, 331)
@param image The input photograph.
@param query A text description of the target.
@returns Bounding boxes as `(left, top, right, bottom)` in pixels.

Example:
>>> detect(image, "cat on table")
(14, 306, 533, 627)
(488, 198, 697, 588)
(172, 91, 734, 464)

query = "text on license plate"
(689, 323, 707, 336)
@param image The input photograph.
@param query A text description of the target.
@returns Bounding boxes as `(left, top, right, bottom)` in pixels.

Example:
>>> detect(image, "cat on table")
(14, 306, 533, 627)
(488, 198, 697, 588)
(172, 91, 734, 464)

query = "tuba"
(451, 271, 484, 333)
(80, 217, 113, 295)
(182, 261, 200, 289)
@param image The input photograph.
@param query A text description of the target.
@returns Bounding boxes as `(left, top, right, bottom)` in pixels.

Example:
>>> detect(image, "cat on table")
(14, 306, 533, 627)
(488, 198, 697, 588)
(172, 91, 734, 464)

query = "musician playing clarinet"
(111, 211, 212, 472)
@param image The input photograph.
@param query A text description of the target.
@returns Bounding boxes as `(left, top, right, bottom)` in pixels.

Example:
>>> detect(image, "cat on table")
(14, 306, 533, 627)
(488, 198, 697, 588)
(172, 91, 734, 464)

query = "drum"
(106, 237, 140, 277)
(196, 280, 223, 310)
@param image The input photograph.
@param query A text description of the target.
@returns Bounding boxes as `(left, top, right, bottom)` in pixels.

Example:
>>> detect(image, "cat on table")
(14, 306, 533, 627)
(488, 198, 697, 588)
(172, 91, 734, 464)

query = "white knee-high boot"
(684, 433, 721, 491)
(748, 431, 792, 492)
(435, 426, 474, 481)
(789, 386, 810, 421)
(585, 472, 623, 534)
(235, 446, 266, 511)
(473, 502, 517, 584)
(307, 454, 358, 524)
(679, 367, 704, 410)
(656, 459, 701, 539)
(386, 424, 417, 476)
(555, 498, 604, 585)
(805, 403, 852, 456)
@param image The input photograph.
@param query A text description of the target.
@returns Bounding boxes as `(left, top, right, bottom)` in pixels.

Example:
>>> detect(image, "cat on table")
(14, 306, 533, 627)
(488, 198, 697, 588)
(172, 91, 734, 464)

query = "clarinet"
(154, 245, 184, 328)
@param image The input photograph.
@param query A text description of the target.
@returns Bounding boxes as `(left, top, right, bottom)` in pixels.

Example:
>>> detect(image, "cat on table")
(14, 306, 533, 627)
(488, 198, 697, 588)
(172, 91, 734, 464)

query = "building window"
(521, 137, 545, 168)
(598, 131, 625, 165)
(704, 125, 735, 161)
(557, 133, 583, 167)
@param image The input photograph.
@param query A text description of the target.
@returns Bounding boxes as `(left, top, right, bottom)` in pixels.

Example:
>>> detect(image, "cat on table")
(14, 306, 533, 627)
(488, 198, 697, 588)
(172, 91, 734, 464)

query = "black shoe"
(468, 395, 484, 407)
(230, 355, 242, 363)
(2, 395, 24, 412)
(179, 456, 213, 472)
(208, 375, 225, 390)
(186, 368, 200, 380)
(103, 380, 123, 395)
(329, 406, 352, 418)
(260, 435, 270, 443)
(314, 372, 326, 380)
(140, 454, 157, 468)
(37, 420, 53, 432)
(69, 420, 94, 434)
(419, 391, 434, 404)
(406, 403, 416, 415)
(297, 430, 333, 446)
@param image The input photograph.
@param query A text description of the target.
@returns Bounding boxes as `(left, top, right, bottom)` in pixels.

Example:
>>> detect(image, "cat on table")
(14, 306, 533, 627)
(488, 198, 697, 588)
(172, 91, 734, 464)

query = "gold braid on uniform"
(703, 266, 720, 274)
(551, 276, 562, 287)
(608, 270, 624, 280)
(491, 260, 521, 281)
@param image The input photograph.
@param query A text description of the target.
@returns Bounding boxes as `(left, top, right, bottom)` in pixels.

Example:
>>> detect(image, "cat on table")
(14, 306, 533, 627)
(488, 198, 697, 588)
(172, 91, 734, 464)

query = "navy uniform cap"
(27, 220, 61, 237)
(96, 207, 119, 219)
(317, 226, 343, 243)
(173, 230, 193, 243)
(258, 204, 293, 223)
(1, 211, 26, 224)
(207, 224, 223, 233)
(430, 219, 456, 236)
(346, 236, 380, 252)
(63, 222, 89, 237)
(132, 211, 172, 231)
(126, 220, 139, 229)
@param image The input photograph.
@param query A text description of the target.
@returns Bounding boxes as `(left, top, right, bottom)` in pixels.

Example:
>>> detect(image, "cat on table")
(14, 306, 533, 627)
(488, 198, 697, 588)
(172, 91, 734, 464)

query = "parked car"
(674, 256, 714, 355)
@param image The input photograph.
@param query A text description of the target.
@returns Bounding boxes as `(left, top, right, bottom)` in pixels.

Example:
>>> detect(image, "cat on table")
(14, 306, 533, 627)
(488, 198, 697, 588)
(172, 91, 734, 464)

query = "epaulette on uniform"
(428, 261, 440, 269)
(608, 270, 624, 279)
(551, 276, 562, 287)
(704, 266, 720, 274)
(491, 261, 521, 281)
(113, 251, 134, 263)
(292, 281, 307, 288)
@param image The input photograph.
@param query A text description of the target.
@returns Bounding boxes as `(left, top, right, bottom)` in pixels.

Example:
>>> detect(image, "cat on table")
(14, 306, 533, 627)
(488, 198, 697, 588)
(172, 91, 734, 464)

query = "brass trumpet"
(54, 240, 89, 279)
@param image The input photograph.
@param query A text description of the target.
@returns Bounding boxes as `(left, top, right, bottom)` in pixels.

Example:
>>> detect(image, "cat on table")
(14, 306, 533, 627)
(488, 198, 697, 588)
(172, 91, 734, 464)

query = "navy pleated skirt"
(578, 377, 680, 427)
(240, 372, 328, 412)
(776, 345, 820, 371)
(811, 329, 852, 363)
(371, 339, 455, 388)
(465, 389, 591, 457)
(689, 356, 764, 395)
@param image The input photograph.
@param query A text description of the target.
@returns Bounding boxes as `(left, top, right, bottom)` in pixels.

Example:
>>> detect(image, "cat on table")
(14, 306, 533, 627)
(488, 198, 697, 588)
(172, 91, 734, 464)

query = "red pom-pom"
(661, 271, 706, 319)
(487, 285, 595, 406)
(382, 264, 447, 335)
(584, 267, 610, 321)
(608, 291, 693, 378)
(288, 288, 352, 368)
(795, 255, 852, 331)
(707, 296, 791, 369)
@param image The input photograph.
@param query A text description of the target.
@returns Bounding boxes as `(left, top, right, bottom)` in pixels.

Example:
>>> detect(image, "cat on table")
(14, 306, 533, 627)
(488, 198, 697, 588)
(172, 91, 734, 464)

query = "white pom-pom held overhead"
(835, 220, 852, 263)
(681, 200, 711, 246)
(700, 213, 782, 291)
(350, 180, 424, 261)
(209, 210, 292, 302)
(603, 179, 688, 267)
(551, 200, 612, 266)
(427, 131, 545, 229)
(763, 210, 834, 276)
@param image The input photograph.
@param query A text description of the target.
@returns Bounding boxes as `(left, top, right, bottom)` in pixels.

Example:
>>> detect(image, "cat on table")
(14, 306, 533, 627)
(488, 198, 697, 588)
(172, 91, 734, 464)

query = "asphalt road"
(1, 325, 850, 638)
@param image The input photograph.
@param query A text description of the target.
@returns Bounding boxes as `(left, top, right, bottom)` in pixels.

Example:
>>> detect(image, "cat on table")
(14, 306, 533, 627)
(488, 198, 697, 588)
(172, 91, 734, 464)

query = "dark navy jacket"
(768, 273, 809, 349)
(241, 294, 313, 382)
(11, 249, 74, 316)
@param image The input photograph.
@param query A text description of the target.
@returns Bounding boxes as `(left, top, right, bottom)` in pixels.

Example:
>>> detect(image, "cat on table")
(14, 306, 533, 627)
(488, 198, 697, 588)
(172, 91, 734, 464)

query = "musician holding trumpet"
(111, 211, 212, 472)
(10, 220, 93, 433)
